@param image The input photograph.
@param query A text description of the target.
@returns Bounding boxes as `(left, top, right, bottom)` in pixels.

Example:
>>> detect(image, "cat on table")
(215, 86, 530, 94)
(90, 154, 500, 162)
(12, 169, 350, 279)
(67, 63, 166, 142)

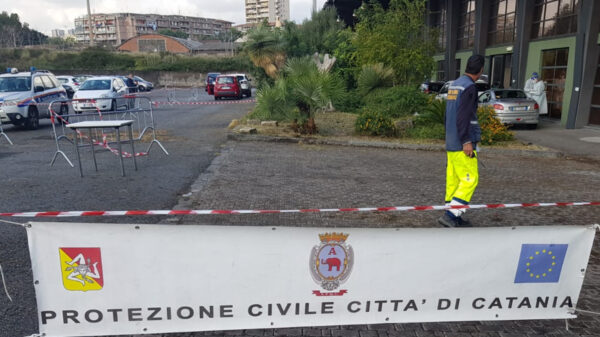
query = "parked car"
(0, 68, 68, 129)
(478, 89, 539, 129)
(56, 76, 80, 91)
(420, 81, 445, 94)
(213, 75, 242, 100)
(205, 72, 220, 95)
(134, 76, 154, 91)
(436, 80, 491, 100)
(72, 76, 128, 112)
(232, 73, 252, 97)
(73, 74, 93, 85)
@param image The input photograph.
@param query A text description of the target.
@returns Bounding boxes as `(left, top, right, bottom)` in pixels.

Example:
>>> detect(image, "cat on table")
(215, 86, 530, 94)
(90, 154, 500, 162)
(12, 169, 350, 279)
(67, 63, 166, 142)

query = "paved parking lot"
(0, 96, 599, 337)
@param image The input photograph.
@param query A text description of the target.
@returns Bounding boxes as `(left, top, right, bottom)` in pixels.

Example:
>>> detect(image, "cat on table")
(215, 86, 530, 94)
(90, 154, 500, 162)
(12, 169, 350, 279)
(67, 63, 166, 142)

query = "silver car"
(478, 89, 539, 129)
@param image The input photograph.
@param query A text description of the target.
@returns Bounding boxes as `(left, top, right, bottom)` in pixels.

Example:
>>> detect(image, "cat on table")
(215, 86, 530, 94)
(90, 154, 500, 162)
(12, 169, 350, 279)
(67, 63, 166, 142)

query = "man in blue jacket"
(438, 55, 484, 228)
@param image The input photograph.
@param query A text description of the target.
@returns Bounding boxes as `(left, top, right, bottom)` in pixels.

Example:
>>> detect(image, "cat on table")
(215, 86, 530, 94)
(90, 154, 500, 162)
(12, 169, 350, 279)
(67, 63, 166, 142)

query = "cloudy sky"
(4, 0, 328, 34)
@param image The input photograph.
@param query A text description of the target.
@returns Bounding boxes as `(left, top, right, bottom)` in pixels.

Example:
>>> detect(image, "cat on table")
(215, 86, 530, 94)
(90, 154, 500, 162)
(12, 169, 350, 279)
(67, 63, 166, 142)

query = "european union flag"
(514, 244, 568, 283)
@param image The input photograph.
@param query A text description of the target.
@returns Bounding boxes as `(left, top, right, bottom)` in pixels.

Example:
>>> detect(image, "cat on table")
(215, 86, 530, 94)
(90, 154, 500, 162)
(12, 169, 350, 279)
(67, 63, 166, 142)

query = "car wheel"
(138, 86, 145, 92)
(59, 103, 69, 123)
(25, 107, 39, 130)
(527, 123, 538, 130)
(247, 90, 252, 98)
(214, 95, 220, 101)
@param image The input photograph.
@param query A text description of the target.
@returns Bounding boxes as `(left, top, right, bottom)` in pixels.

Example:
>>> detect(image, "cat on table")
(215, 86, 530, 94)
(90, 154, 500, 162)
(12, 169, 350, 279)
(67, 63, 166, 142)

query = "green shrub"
(332, 89, 363, 113)
(355, 110, 397, 136)
(250, 79, 296, 121)
(362, 86, 429, 118)
(415, 98, 445, 126)
(405, 124, 445, 139)
(357, 63, 395, 96)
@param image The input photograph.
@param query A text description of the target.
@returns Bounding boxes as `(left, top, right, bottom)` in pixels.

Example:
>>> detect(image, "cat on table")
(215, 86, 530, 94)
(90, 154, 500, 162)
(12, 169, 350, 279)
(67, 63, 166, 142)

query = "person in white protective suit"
(524, 72, 536, 97)
(526, 73, 548, 116)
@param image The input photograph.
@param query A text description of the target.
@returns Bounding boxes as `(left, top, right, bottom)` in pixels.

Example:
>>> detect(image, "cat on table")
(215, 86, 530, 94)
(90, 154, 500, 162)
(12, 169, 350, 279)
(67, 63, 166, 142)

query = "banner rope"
(0, 201, 598, 218)
(0, 263, 13, 302)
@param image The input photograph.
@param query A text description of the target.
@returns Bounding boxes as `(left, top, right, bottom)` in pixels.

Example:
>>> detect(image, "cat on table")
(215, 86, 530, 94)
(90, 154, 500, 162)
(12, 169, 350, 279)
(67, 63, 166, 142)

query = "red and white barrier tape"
(1, 201, 598, 218)
(152, 99, 256, 106)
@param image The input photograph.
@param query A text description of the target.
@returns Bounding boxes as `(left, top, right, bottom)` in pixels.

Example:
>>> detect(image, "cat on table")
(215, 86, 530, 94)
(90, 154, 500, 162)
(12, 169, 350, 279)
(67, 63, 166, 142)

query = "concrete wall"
(53, 70, 250, 88)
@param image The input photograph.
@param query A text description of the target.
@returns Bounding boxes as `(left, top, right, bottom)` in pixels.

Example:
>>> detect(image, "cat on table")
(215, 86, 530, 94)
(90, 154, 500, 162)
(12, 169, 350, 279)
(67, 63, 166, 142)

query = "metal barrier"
(48, 96, 168, 168)
(0, 118, 13, 145)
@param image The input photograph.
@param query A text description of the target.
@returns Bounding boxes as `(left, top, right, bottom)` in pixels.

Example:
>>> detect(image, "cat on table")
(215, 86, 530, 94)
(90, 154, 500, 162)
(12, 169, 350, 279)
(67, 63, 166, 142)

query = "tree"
(243, 25, 286, 79)
(351, 0, 436, 85)
(158, 29, 188, 39)
(0, 11, 46, 47)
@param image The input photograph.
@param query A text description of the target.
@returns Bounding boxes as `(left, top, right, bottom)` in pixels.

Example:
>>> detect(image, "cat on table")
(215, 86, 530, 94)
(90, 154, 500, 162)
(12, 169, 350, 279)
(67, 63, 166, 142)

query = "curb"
(227, 133, 564, 159)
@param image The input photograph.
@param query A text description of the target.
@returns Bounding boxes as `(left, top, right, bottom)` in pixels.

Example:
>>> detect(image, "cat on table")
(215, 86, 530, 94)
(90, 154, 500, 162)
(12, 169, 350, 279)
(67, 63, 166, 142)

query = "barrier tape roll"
(1, 201, 598, 218)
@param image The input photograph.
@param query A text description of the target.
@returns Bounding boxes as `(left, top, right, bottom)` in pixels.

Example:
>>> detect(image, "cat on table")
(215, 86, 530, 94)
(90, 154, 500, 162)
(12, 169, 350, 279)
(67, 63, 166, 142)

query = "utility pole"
(312, 0, 317, 14)
(86, 0, 94, 45)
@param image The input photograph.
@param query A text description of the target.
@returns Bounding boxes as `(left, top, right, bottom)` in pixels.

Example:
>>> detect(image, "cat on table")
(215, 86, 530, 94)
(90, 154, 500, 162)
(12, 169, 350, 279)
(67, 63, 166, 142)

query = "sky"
(2, 0, 328, 35)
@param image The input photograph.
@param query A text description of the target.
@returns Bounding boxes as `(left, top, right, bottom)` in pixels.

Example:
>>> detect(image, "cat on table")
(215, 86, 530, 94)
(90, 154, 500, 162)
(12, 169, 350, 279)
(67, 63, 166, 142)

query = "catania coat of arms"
(310, 232, 354, 295)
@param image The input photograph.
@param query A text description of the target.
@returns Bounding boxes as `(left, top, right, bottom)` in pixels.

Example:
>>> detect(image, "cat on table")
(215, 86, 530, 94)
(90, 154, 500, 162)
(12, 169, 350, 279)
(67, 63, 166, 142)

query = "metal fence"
(48, 96, 168, 168)
(0, 118, 13, 145)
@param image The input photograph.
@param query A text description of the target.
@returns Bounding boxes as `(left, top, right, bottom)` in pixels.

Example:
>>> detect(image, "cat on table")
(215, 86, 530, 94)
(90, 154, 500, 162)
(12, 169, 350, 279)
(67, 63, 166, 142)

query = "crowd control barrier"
(48, 96, 168, 168)
(0, 118, 13, 145)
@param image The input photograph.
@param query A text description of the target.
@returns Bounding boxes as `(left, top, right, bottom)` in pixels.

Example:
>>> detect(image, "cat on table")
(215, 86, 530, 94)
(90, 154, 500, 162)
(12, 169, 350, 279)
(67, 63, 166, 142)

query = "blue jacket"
(444, 75, 481, 151)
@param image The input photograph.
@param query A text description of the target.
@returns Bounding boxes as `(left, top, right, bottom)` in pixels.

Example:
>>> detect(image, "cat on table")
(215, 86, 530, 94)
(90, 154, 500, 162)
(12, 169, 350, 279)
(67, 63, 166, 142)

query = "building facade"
(74, 13, 232, 46)
(117, 34, 235, 56)
(245, 0, 290, 25)
(428, 0, 600, 128)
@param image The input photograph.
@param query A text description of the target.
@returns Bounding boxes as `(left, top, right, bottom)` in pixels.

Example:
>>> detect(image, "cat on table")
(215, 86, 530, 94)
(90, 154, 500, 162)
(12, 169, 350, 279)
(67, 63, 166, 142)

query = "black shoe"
(438, 213, 459, 228)
(456, 217, 473, 227)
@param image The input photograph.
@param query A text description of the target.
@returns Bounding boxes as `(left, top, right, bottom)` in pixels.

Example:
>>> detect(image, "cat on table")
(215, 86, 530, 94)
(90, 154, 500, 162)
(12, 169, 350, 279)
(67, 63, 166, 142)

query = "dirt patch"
(234, 112, 543, 151)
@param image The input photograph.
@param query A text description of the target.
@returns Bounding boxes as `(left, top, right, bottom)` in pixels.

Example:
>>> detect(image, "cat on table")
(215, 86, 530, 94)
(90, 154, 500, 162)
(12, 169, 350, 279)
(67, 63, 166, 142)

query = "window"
(541, 48, 569, 119)
(589, 53, 600, 125)
(436, 60, 446, 82)
(531, 0, 579, 39)
(40, 76, 56, 89)
(429, 2, 447, 51)
(455, 59, 462, 79)
(457, 0, 476, 50)
(488, 0, 517, 46)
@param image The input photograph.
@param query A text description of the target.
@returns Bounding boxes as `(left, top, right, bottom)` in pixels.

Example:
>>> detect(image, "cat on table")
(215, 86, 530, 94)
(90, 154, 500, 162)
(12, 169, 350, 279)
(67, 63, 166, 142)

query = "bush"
(478, 105, 514, 145)
(405, 124, 445, 139)
(414, 98, 445, 126)
(362, 86, 429, 118)
(332, 89, 363, 113)
(355, 110, 396, 137)
(357, 63, 395, 96)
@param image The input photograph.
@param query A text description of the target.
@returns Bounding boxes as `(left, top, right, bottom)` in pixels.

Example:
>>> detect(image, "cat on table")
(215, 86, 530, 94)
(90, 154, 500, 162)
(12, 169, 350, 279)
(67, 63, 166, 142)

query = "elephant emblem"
(321, 257, 342, 271)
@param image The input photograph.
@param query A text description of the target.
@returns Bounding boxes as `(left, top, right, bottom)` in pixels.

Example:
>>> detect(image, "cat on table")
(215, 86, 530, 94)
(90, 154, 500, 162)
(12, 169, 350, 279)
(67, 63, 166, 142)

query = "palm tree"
(243, 26, 286, 79)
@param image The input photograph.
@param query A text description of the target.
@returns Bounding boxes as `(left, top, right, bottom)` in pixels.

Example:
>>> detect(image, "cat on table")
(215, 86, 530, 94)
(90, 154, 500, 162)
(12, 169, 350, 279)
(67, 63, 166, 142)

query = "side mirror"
(34, 86, 45, 93)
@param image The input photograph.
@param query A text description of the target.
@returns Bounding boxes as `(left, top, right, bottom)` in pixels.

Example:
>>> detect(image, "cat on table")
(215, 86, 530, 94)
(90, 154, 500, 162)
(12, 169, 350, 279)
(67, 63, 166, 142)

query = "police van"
(0, 68, 68, 130)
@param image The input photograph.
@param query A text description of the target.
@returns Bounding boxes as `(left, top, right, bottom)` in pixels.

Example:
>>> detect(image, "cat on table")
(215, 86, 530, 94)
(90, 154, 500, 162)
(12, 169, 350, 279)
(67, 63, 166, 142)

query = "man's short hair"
(465, 55, 484, 75)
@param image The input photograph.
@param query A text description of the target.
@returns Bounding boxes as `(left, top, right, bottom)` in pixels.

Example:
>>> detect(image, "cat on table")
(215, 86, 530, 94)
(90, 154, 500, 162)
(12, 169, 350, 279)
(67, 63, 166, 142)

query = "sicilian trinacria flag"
(59, 247, 104, 291)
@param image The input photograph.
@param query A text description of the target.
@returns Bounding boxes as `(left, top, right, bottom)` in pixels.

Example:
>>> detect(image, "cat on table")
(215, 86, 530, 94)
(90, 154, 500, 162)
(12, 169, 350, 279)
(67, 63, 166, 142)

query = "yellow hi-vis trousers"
(445, 151, 479, 206)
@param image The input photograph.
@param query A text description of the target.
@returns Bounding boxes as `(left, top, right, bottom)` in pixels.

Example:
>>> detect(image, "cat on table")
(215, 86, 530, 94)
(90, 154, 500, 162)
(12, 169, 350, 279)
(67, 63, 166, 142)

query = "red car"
(214, 75, 242, 100)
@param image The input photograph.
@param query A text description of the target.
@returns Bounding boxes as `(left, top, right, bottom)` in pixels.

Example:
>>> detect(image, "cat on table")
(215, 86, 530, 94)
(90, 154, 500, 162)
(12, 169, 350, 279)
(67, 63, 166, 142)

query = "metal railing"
(48, 96, 168, 168)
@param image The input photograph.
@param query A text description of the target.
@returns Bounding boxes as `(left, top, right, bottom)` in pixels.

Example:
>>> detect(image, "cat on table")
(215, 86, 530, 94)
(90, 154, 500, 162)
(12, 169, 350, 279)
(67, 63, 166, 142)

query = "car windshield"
(494, 90, 528, 99)
(134, 76, 143, 82)
(428, 83, 444, 92)
(217, 77, 234, 84)
(79, 79, 111, 90)
(57, 78, 68, 84)
(0, 76, 32, 92)
(237, 76, 246, 82)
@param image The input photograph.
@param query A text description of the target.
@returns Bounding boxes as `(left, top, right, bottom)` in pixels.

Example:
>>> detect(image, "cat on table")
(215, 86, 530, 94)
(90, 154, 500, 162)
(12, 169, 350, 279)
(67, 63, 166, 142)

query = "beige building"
(245, 0, 290, 25)
(74, 13, 232, 46)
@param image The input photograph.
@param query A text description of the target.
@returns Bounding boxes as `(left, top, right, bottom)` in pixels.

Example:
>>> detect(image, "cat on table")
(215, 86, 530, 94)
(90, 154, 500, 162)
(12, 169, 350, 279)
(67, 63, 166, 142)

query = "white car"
(56, 76, 81, 91)
(436, 80, 491, 101)
(231, 73, 252, 97)
(72, 76, 128, 112)
(0, 68, 68, 130)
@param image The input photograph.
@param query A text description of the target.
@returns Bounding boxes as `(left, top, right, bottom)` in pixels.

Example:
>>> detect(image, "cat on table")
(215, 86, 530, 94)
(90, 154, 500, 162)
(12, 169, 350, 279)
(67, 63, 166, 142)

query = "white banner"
(26, 222, 597, 337)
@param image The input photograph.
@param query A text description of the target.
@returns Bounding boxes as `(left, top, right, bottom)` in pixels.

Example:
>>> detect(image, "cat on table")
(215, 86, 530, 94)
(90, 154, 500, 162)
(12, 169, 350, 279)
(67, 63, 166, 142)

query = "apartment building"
(245, 0, 290, 25)
(428, 0, 599, 128)
(74, 13, 232, 46)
